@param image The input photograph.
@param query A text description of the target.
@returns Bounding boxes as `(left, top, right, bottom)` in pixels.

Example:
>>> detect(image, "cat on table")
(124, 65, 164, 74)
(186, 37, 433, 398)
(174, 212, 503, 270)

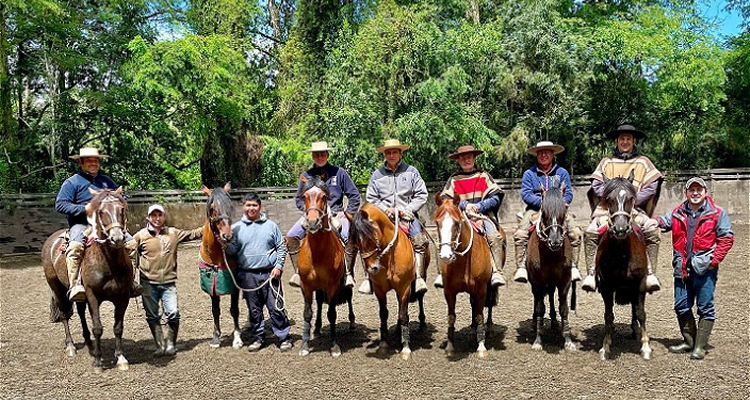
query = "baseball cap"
(685, 177, 707, 190)
(147, 204, 166, 215)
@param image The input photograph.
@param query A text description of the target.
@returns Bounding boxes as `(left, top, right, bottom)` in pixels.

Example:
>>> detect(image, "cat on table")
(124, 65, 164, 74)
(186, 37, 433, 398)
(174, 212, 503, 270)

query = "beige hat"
(526, 141, 565, 155)
(69, 147, 109, 160)
(304, 141, 335, 153)
(448, 145, 484, 160)
(147, 204, 166, 216)
(376, 139, 410, 153)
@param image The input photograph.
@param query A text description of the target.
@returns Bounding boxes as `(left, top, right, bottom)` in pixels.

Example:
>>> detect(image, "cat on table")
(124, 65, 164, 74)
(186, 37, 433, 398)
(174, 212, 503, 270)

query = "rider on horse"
(362, 139, 430, 295)
(513, 141, 582, 284)
(436, 145, 507, 288)
(287, 141, 362, 290)
(582, 124, 663, 293)
(54, 147, 143, 302)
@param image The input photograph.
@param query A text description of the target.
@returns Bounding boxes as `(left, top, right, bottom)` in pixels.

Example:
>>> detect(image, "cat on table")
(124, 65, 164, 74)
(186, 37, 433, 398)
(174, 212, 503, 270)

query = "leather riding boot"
(344, 242, 357, 288)
(412, 233, 429, 294)
(286, 236, 302, 288)
(691, 319, 714, 360)
(513, 243, 528, 283)
(65, 241, 87, 302)
(570, 243, 582, 282)
(129, 281, 144, 298)
(487, 232, 506, 287)
(149, 323, 165, 356)
(581, 232, 599, 292)
(669, 318, 696, 354)
(645, 238, 661, 293)
(165, 320, 180, 356)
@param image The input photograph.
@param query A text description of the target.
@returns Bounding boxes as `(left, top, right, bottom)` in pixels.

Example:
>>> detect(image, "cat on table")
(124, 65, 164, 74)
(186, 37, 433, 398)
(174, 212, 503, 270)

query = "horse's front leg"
(314, 291, 323, 338)
(635, 293, 651, 360)
(559, 284, 575, 352)
(445, 291, 457, 357)
(531, 286, 545, 351)
(418, 292, 426, 331)
(86, 296, 104, 372)
(347, 295, 355, 332)
(600, 293, 614, 360)
(230, 291, 243, 349)
(376, 296, 390, 356)
(327, 302, 341, 357)
(113, 300, 129, 371)
(299, 291, 314, 357)
(472, 292, 488, 359)
(210, 295, 222, 348)
(398, 290, 411, 360)
(548, 291, 558, 330)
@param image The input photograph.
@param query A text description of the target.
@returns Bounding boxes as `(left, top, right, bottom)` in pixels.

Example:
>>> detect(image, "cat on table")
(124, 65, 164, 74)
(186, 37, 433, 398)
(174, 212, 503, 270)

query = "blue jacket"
(295, 163, 361, 214)
(55, 170, 118, 227)
(227, 213, 287, 271)
(521, 164, 573, 211)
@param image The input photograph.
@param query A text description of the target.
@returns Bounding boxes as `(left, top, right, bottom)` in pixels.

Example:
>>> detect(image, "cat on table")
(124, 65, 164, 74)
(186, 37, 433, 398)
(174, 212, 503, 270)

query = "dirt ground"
(1, 223, 748, 400)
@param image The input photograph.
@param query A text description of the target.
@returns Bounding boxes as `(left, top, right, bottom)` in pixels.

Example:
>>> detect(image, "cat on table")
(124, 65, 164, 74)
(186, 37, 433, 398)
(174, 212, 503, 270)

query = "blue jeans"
(674, 268, 717, 321)
(238, 269, 290, 344)
(69, 223, 133, 243)
(142, 281, 180, 324)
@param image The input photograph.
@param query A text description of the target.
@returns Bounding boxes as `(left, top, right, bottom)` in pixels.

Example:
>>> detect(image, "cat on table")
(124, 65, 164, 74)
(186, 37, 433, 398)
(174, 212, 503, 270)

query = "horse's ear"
(223, 182, 231, 192)
(602, 175, 610, 184)
(115, 186, 123, 194)
(360, 208, 369, 221)
(88, 187, 99, 196)
(560, 181, 566, 193)
(452, 195, 460, 206)
(627, 170, 635, 184)
(434, 192, 443, 206)
(202, 186, 211, 196)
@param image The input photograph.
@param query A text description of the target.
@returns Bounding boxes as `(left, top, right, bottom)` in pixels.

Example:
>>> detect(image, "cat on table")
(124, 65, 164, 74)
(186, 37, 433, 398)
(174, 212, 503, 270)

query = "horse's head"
(87, 186, 128, 248)
(301, 177, 330, 234)
(434, 193, 463, 262)
(351, 205, 387, 275)
(537, 176, 567, 251)
(202, 183, 234, 245)
(602, 170, 637, 239)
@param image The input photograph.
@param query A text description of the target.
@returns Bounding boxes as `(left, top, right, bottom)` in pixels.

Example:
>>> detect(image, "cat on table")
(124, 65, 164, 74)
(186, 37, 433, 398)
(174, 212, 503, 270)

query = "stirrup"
(434, 274, 444, 289)
(414, 277, 427, 294)
(68, 285, 87, 302)
(491, 272, 506, 287)
(646, 274, 661, 293)
(289, 273, 301, 288)
(345, 274, 355, 288)
(513, 268, 528, 284)
(570, 267, 582, 282)
(358, 279, 373, 295)
(581, 275, 597, 292)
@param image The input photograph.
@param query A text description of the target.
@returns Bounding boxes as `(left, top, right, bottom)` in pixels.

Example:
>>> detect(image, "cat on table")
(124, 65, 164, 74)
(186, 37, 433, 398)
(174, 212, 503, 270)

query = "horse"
(596, 171, 652, 360)
(350, 203, 428, 360)
(197, 183, 243, 350)
(41, 187, 133, 372)
(525, 176, 576, 352)
(433, 194, 499, 358)
(296, 177, 355, 357)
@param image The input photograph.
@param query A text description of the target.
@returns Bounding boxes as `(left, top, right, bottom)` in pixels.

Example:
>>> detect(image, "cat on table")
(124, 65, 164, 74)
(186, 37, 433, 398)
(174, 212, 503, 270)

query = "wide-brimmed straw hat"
(376, 139, 410, 153)
(526, 141, 565, 155)
(606, 124, 646, 140)
(69, 147, 109, 160)
(304, 141, 335, 153)
(448, 145, 484, 160)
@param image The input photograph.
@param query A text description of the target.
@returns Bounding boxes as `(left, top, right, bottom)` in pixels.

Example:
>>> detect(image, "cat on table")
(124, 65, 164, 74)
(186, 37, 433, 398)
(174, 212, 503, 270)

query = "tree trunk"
(466, 0, 480, 24)
(268, 0, 282, 42)
(0, 2, 13, 142)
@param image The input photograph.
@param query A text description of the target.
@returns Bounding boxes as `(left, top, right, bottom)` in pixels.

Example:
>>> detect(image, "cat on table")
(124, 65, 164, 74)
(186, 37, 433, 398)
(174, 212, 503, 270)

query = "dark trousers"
(237, 268, 290, 343)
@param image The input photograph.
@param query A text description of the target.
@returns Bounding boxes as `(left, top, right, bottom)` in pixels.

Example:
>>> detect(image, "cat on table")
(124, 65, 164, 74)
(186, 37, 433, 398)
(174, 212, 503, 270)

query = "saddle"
(56, 227, 95, 254)
(527, 212, 541, 233)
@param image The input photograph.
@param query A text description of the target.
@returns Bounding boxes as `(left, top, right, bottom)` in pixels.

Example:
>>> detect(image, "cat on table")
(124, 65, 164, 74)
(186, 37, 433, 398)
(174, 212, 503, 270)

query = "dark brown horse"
(350, 204, 427, 360)
(297, 177, 354, 357)
(42, 187, 133, 372)
(526, 176, 576, 352)
(434, 194, 498, 358)
(596, 171, 652, 360)
(198, 184, 243, 349)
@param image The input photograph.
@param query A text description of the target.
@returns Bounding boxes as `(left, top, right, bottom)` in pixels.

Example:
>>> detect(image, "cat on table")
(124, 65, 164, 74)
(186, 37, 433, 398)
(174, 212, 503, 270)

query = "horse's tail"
(49, 290, 72, 323)
(614, 287, 636, 305)
(485, 282, 499, 308)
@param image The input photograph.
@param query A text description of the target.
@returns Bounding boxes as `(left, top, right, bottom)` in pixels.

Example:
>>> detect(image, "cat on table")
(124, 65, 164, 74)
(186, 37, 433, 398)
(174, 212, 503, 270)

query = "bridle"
(303, 187, 332, 233)
(92, 195, 127, 244)
(359, 210, 400, 266)
(606, 187, 634, 231)
(438, 210, 474, 259)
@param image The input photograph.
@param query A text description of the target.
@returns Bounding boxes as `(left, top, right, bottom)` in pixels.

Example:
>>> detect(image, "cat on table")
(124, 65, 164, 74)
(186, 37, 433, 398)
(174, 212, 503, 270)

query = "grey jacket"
(366, 161, 428, 214)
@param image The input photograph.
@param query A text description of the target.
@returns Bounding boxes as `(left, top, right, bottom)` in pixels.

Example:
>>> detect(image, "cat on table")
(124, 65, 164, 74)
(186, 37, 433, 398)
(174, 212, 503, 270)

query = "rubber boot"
(513, 243, 528, 283)
(644, 236, 661, 293)
(149, 323, 165, 356)
(487, 232, 506, 287)
(66, 241, 87, 302)
(286, 236, 302, 288)
(581, 232, 599, 292)
(344, 242, 357, 288)
(165, 320, 179, 356)
(690, 319, 714, 360)
(669, 318, 696, 354)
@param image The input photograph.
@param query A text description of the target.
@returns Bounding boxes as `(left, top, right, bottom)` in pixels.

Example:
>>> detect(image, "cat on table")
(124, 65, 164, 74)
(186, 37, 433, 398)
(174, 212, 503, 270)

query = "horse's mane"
(206, 187, 234, 219)
(351, 207, 378, 246)
(541, 176, 565, 218)
(302, 176, 330, 197)
(88, 189, 127, 212)
(602, 176, 636, 201)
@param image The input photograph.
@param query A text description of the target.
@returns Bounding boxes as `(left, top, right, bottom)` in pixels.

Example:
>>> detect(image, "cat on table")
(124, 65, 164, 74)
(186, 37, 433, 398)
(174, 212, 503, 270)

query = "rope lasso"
(220, 248, 287, 312)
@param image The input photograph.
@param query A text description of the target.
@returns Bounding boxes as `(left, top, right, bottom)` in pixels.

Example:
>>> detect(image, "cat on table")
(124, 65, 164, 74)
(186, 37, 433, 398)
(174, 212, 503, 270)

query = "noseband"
(535, 215, 566, 242)
(438, 211, 473, 257)
(93, 196, 126, 243)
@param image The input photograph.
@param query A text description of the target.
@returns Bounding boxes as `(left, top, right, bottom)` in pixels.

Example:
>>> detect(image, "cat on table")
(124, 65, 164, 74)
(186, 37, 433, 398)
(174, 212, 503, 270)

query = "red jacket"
(659, 196, 734, 279)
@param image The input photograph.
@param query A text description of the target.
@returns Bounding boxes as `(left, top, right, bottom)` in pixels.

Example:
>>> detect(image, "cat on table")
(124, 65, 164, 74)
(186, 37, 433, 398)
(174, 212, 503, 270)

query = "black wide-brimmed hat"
(606, 124, 646, 140)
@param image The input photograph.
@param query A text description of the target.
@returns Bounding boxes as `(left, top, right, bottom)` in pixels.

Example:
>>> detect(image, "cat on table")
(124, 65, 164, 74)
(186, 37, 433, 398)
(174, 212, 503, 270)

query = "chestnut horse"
(526, 176, 576, 352)
(42, 187, 132, 372)
(350, 203, 427, 360)
(197, 184, 243, 349)
(433, 194, 499, 358)
(297, 177, 355, 357)
(596, 171, 652, 360)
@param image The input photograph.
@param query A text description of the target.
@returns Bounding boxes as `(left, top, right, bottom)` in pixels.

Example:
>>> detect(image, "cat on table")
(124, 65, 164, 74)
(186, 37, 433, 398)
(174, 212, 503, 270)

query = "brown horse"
(197, 184, 243, 349)
(596, 172, 652, 360)
(297, 177, 355, 357)
(526, 176, 576, 352)
(350, 203, 427, 360)
(433, 194, 499, 358)
(42, 187, 133, 372)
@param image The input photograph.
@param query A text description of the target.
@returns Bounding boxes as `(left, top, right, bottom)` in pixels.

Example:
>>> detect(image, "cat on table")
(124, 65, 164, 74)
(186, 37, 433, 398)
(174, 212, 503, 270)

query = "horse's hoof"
(641, 346, 652, 360)
(477, 349, 488, 359)
(93, 366, 103, 374)
(564, 342, 577, 352)
(349, 323, 356, 332)
(599, 348, 608, 361)
(232, 332, 244, 350)
(376, 343, 389, 356)
(299, 348, 310, 357)
(117, 362, 129, 371)
(531, 342, 543, 351)
(66, 345, 76, 357)
(331, 344, 342, 357)
(400, 348, 412, 360)
(209, 336, 221, 349)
